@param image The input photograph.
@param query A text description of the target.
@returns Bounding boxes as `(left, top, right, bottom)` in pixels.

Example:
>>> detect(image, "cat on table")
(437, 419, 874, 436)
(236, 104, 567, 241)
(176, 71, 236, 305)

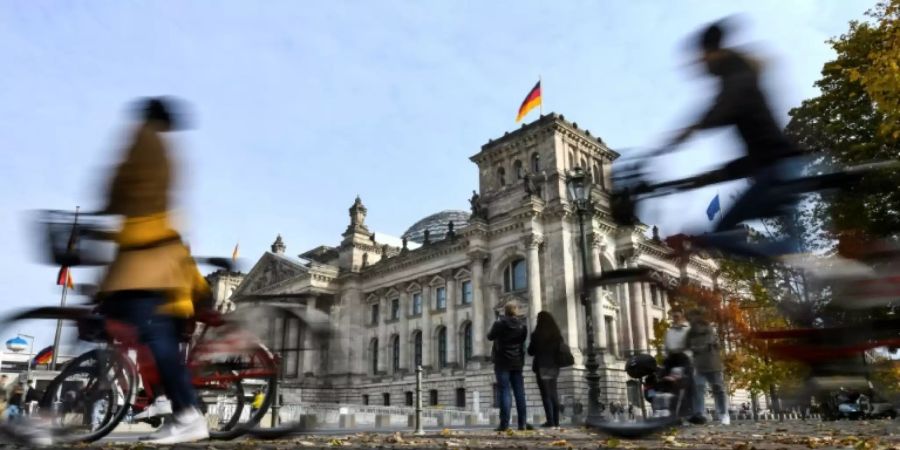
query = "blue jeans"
(101, 291, 197, 414)
(495, 369, 527, 429)
(693, 370, 728, 420)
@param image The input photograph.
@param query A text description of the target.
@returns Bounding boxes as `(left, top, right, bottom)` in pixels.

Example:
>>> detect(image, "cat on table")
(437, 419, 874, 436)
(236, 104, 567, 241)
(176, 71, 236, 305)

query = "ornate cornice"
(360, 239, 469, 280)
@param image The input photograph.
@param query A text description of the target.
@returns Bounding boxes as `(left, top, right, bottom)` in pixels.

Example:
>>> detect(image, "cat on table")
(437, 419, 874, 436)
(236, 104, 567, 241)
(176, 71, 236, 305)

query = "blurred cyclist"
(97, 97, 209, 444)
(662, 20, 803, 258)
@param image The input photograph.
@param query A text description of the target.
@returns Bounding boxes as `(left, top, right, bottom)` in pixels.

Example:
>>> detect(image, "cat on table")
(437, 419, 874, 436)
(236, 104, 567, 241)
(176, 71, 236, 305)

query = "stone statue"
(652, 225, 660, 242)
(370, 233, 377, 243)
(402, 237, 409, 252)
(423, 229, 431, 245)
(523, 174, 535, 195)
(362, 253, 369, 268)
(469, 190, 486, 219)
(446, 221, 456, 239)
(381, 244, 390, 256)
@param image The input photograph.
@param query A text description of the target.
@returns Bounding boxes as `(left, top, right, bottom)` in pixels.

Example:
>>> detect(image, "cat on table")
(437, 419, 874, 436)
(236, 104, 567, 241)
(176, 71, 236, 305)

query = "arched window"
(580, 157, 588, 171)
(391, 334, 401, 372)
(412, 330, 423, 368)
(436, 326, 448, 368)
(593, 163, 602, 185)
(503, 258, 527, 292)
(462, 322, 473, 362)
(531, 153, 541, 173)
(497, 167, 506, 187)
(568, 151, 575, 168)
(513, 160, 524, 180)
(370, 338, 379, 374)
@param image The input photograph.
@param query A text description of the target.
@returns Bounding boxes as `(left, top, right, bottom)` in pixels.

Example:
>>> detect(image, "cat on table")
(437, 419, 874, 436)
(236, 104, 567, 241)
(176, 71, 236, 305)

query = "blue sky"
(0, 1, 870, 343)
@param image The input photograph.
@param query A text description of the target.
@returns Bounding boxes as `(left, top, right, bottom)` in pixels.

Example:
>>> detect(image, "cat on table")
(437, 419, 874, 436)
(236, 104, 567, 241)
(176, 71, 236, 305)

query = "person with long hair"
(527, 311, 563, 427)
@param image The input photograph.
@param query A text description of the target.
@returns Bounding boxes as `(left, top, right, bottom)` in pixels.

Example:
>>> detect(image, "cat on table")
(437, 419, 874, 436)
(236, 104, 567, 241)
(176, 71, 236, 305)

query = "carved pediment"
(234, 253, 308, 297)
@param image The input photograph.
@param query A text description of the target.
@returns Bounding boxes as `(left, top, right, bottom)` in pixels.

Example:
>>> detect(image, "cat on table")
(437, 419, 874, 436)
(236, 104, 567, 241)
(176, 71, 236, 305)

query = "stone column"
(525, 235, 543, 329)
(629, 283, 648, 354)
(618, 283, 634, 356)
(380, 296, 389, 373)
(446, 275, 458, 367)
(470, 255, 486, 360)
(642, 283, 654, 349)
(486, 285, 501, 357)
(589, 235, 605, 354)
(400, 291, 411, 371)
(302, 296, 318, 376)
(422, 284, 433, 369)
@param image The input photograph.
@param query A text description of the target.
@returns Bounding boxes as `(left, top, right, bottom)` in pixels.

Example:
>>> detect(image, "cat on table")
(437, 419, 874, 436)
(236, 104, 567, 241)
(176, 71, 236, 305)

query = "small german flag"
(33, 346, 53, 366)
(515, 80, 542, 122)
(57, 266, 74, 289)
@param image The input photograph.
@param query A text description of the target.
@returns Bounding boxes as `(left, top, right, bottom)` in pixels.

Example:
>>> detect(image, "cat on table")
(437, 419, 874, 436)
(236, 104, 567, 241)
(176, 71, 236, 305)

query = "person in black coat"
(527, 311, 562, 427)
(487, 301, 531, 431)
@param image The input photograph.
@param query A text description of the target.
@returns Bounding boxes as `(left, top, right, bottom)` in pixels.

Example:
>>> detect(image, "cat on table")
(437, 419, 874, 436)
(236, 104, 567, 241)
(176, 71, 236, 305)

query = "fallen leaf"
(441, 428, 452, 436)
(606, 438, 621, 448)
(550, 439, 569, 447)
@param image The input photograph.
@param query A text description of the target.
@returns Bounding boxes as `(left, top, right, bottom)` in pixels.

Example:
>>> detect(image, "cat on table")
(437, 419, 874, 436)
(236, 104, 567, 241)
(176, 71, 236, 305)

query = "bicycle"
(0, 210, 281, 444)
(583, 152, 900, 437)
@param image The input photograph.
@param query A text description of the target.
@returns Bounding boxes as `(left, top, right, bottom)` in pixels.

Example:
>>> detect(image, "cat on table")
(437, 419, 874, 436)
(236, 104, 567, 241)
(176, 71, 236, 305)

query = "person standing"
(527, 311, 563, 428)
(687, 309, 729, 425)
(663, 308, 695, 419)
(487, 301, 532, 431)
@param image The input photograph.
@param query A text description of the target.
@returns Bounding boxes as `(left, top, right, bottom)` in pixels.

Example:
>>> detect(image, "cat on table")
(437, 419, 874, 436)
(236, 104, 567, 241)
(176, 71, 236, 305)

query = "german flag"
(33, 346, 53, 366)
(57, 266, 74, 289)
(515, 81, 542, 122)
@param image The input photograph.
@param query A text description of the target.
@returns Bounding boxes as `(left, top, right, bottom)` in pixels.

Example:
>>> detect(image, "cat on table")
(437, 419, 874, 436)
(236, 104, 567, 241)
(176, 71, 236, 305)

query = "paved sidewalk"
(20, 419, 900, 449)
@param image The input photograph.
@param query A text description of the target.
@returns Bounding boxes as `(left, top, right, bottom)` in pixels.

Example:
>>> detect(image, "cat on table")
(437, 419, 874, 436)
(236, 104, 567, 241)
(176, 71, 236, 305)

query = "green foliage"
(786, 0, 900, 238)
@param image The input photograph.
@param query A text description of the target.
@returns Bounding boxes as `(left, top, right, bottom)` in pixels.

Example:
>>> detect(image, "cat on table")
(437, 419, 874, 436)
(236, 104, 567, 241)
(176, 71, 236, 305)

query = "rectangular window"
(362, 394, 369, 405)
(405, 391, 413, 406)
(461, 280, 473, 305)
(383, 393, 390, 406)
(391, 298, 400, 320)
(436, 287, 447, 310)
(650, 286, 660, 306)
(455, 388, 466, 408)
(412, 293, 423, 315)
(605, 315, 617, 357)
(429, 389, 439, 406)
(370, 303, 380, 325)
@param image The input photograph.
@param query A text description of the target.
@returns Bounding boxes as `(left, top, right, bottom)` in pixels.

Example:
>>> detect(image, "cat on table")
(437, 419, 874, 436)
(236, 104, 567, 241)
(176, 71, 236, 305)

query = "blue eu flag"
(706, 194, 721, 221)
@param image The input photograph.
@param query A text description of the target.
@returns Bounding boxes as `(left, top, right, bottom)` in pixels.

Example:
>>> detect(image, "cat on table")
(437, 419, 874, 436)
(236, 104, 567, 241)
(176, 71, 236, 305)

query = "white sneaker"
(134, 395, 172, 420)
(141, 408, 209, 444)
(720, 415, 731, 425)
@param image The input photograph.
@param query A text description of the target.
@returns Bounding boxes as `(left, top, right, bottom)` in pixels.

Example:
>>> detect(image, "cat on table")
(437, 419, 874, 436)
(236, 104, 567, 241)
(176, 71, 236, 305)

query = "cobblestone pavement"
(14, 420, 900, 449)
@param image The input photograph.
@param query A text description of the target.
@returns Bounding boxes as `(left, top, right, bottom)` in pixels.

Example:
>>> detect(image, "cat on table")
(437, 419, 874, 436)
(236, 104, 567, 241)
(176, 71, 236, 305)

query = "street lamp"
(566, 167, 603, 423)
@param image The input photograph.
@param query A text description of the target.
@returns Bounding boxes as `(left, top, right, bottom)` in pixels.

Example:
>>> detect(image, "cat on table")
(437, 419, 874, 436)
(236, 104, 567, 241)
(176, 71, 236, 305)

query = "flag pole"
(539, 75, 543, 115)
(50, 206, 79, 371)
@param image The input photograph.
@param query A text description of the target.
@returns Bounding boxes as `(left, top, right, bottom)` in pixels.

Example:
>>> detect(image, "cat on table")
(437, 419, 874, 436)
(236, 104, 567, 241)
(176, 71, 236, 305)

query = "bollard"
(270, 378, 280, 428)
(340, 413, 356, 428)
(415, 365, 425, 435)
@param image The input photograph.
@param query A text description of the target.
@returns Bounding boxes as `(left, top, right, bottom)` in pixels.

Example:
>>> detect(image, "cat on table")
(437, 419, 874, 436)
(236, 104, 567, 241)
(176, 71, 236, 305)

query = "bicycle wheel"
(39, 348, 137, 443)
(195, 370, 245, 439)
(190, 327, 277, 440)
(0, 306, 134, 445)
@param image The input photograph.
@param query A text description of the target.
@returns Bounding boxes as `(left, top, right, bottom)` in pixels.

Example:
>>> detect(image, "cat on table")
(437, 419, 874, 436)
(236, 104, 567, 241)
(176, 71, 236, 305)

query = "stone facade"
(215, 113, 722, 419)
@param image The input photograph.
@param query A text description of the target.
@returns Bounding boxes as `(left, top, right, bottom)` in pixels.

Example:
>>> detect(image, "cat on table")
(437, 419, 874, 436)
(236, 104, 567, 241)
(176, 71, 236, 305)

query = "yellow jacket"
(99, 121, 208, 317)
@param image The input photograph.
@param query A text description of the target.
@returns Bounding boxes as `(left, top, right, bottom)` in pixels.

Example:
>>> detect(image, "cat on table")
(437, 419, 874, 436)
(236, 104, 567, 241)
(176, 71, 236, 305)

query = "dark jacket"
(695, 50, 795, 170)
(527, 332, 561, 372)
(487, 315, 527, 370)
(688, 322, 723, 373)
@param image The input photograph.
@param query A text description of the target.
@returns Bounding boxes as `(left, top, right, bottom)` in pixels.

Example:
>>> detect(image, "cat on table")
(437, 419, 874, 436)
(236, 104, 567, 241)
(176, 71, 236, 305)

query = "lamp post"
(566, 167, 603, 423)
(7, 334, 34, 394)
